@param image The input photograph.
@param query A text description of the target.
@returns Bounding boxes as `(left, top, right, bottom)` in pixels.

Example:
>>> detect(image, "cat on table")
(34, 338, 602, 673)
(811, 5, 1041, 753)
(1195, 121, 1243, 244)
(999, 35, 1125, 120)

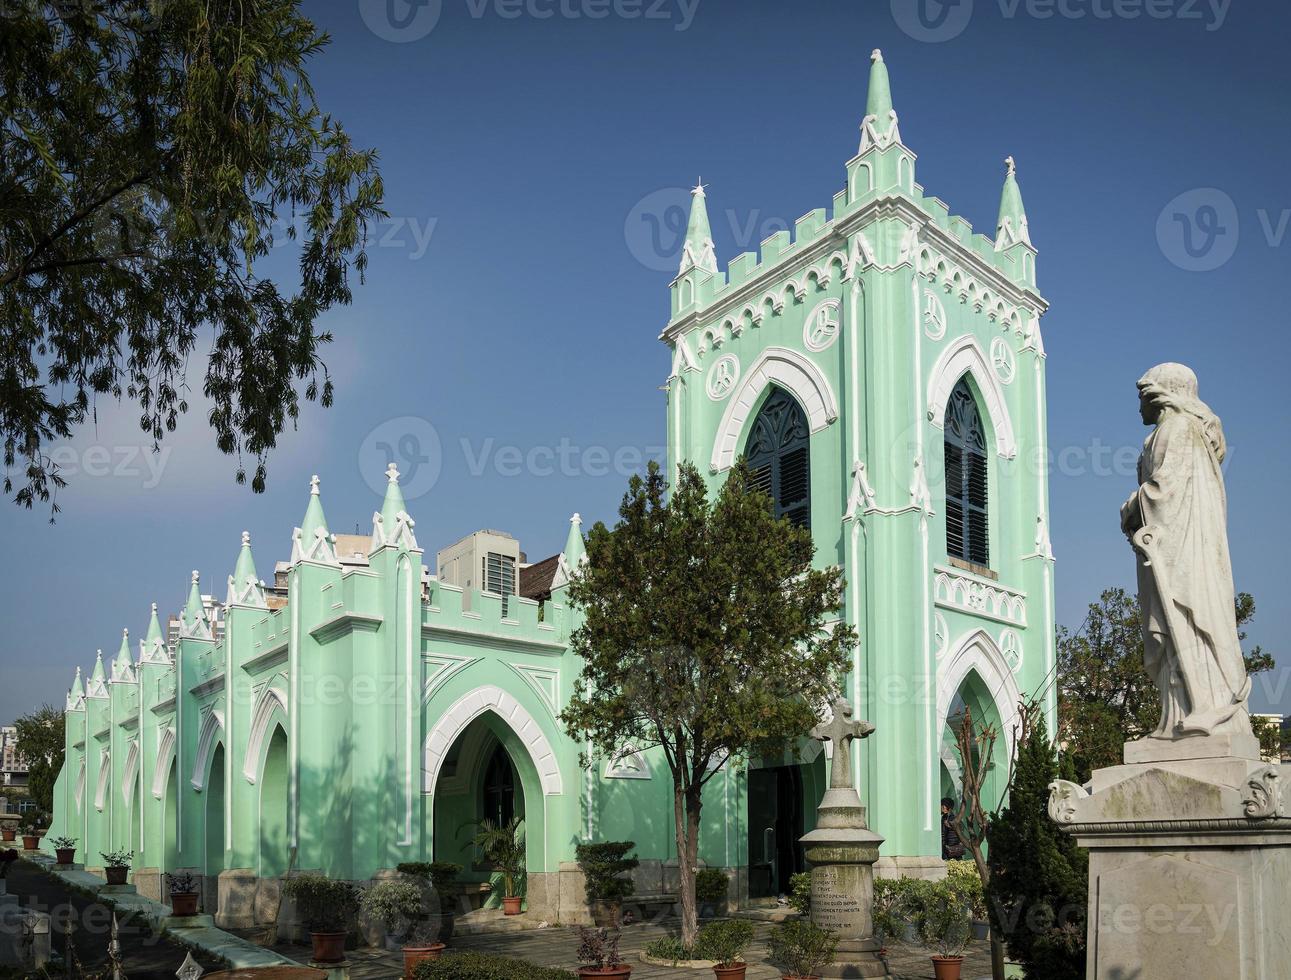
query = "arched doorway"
(745, 743, 825, 901)
(259, 725, 290, 877)
(205, 745, 226, 879)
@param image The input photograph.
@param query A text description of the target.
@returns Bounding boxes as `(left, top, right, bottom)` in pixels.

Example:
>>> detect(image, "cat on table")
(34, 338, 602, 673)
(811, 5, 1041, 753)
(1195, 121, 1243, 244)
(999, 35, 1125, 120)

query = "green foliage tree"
(986, 712, 1087, 980)
(13, 704, 64, 813)
(1, 0, 384, 515)
(560, 460, 854, 948)
(1057, 588, 1276, 781)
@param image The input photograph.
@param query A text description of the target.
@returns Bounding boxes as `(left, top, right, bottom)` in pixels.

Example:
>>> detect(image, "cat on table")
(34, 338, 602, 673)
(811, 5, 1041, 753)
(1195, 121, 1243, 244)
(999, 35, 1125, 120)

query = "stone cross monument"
(801, 698, 887, 979)
(1049, 364, 1291, 980)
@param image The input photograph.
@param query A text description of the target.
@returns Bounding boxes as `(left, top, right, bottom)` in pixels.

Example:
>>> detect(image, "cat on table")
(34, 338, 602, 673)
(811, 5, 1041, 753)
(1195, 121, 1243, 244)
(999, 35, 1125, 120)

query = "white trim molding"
(933, 565, 1027, 627)
(151, 727, 176, 799)
(926, 336, 1017, 458)
(937, 628, 1023, 759)
(243, 682, 289, 784)
(710, 346, 839, 472)
(75, 757, 86, 813)
(422, 685, 563, 796)
(121, 739, 140, 803)
(191, 708, 225, 791)
(605, 745, 652, 780)
(94, 749, 111, 812)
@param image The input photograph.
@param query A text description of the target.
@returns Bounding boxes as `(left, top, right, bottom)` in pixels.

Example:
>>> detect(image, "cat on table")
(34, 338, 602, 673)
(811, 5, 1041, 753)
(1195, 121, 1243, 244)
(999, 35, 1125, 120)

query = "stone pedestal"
(801, 785, 889, 978)
(1050, 747, 1291, 980)
(216, 868, 258, 929)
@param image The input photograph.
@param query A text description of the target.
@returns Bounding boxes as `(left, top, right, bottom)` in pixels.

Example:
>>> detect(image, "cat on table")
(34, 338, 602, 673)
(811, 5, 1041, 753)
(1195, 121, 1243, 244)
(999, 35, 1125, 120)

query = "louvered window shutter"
(744, 388, 812, 531)
(944, 378, 990, 567)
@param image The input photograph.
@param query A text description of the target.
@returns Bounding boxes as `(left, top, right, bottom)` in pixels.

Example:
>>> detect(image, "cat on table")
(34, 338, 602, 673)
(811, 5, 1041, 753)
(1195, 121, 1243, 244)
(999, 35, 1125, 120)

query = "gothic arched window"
(745, 388, 811, 530)
(944, 378, 989, 567)
(482, 744, 516, 827)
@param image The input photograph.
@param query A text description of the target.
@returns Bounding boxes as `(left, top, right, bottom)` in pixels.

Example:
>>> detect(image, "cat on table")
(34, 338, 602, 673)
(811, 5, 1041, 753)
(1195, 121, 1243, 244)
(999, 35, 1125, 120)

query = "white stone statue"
(1120, 363, 1252, 743)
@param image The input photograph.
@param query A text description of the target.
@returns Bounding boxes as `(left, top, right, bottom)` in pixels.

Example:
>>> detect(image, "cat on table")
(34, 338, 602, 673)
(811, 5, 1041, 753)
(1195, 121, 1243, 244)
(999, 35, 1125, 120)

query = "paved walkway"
(265, 920, 994, 979)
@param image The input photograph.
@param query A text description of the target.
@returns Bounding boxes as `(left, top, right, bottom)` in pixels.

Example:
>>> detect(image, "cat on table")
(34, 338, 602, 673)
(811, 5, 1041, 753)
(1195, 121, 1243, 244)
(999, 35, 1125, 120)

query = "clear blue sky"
(2, 0, 1288, 723)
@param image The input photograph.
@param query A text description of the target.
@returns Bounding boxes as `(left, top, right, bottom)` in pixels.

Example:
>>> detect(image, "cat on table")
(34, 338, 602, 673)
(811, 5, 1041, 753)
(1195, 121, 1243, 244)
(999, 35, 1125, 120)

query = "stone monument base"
(1050, 752, 1291, 980)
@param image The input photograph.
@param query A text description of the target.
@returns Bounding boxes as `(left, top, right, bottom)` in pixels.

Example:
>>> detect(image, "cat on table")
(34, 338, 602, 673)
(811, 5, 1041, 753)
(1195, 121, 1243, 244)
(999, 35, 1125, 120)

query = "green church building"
(44, 50, 1054, 927)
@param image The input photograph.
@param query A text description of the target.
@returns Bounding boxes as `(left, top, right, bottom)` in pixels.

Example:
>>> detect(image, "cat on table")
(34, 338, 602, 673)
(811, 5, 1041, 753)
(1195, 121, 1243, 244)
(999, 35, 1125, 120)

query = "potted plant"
(695, 868, 729, 919)
(19, 813, 43, 851)
(470, 816, 525, 915)
(50, 836, 78, 866)
(767, 919, 839, 980)
(698, 919, 754, 979)
(576, 925, 631, 979)
(282, 873, 360, 964)
(0, 822, 15, 842)
(167, 871, 200, 916)
(914, 880, 972, 980)
(398, 861, 462, 942)
(576, 841, 639, 927)
(100, 848, 132, 886)
(362, 877, 444, 974)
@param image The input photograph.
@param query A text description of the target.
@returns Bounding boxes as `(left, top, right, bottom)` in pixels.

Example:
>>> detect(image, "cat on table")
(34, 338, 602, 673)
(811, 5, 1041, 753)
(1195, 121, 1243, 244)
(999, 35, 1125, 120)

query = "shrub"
(767, 919, 838, 977)
(694, 867, 728, 905)
(944, 859, 986, 920)
(987, 714, 1087, 980)
(166, 872, 198, 895)
(914, 880, 971, 958)
(695, 918, 754, 965)
(575, 926, 625, 968)
(49, 836, 77, 850)
(411, 952, 575, 980)
(282, 874, 360, 933)
(575, 841, 638, 904)
(644, 935, 691, 962)
(788, 870, 811, 915)
(99, 849, 132, 869)
(398, 861, 462, 894)
(362, 879, 423, 936)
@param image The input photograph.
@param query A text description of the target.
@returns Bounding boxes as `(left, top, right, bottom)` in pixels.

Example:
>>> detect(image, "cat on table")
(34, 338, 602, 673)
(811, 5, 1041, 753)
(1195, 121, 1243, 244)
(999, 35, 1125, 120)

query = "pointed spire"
(995, 155, 1032, 249)
(71, 665, 84, 698)
(227, 530, 268, 607)
(86, 649, 108, 698)
(371, 463, 419, 552)
(112, 628, 132, 675)
(380, 463, 407, 528)
(293, 474, 339, 564)
(180, 569, 212, 640)
(866, 49, 893, 120)
(677, 179, 718, 277)
(563, 512, 586, 567)
(139, 601, 171, 665)
(91, 650, 105, 683)
(145, 603, 163, 646)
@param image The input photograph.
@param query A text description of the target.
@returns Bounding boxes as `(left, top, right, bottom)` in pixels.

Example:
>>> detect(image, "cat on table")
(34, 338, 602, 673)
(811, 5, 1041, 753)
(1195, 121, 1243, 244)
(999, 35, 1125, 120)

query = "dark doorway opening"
(747, 764, 805, 900)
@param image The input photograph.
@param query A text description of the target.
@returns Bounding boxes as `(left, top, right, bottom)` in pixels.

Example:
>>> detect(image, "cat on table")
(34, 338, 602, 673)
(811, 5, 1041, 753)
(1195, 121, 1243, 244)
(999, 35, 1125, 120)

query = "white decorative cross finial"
(191, 569, 199, 584)
(571, 512, 582, 525)
(386, 461, 400, 484)
(691, 177, 707, 198)
(122, 627, 128, 639)
(151, 602, 157, 614)
(75, 665, 82, 677)
(310, 474, 320, 495)
(241, 530, 251, 547)
(871, 48, 883, 63)
(1005, 155, 1016, 176)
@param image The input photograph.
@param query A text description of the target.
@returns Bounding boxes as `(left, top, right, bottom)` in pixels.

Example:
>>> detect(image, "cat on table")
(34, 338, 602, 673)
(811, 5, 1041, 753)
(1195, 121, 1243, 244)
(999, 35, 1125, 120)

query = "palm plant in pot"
(100, 848, 132, 886)
(362, 878, 444, 974)
(700, 919, 754, 979)
(282, 873, 360, 963)
(767, 919, 839, 980)
(50, 836, 77, 866)
(470, 816, 525, 915)
(167, 871, 200, 916)
(576, 841, 638, 927)
(914, 880, 972, 980)
(576, 926, 632, 979)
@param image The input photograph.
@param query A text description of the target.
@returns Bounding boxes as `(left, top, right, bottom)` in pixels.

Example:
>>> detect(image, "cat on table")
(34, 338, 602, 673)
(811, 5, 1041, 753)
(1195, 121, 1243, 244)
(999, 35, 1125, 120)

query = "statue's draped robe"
(1129, 409, 1249, 737)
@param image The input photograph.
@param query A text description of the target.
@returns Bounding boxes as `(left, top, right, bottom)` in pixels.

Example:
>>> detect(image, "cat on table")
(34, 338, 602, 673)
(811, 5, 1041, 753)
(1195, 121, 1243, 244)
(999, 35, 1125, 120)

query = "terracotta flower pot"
(403, 943, 446, 974)
(310, 931, 348, 963)
(1, 829, 14, 842)
(105, 866, 128, 885)
(578, 966, 632, 979)
(931, 954, 965, 980)
(502, 895, 523, 915)
(713, 965, 747, 980)
(170, 891, 200, 916)
(55, 848, 76, 866)
(22, 835, 39, 851)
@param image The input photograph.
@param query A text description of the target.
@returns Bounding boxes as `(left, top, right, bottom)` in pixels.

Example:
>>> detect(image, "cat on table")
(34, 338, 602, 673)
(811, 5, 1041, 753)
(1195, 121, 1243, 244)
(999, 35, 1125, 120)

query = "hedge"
(412, 952, 576, 980)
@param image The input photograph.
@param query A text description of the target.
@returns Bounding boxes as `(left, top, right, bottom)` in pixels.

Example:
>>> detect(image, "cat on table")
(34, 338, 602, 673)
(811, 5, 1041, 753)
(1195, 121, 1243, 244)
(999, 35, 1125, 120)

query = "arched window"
(944, 378, 989, 567)
(745, 388, 811, 530)
(482, 743, 516, 827)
